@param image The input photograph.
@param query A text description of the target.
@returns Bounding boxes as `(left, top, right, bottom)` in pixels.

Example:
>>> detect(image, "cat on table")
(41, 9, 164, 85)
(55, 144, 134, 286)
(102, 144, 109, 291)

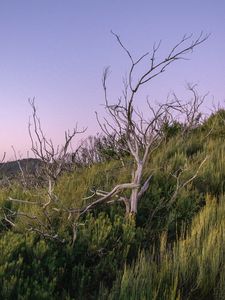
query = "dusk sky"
(0, 1, 224, 160)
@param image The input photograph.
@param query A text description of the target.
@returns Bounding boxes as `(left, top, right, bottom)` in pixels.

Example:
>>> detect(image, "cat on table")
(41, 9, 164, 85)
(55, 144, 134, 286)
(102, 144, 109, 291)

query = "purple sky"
(0, 1, 224, 160)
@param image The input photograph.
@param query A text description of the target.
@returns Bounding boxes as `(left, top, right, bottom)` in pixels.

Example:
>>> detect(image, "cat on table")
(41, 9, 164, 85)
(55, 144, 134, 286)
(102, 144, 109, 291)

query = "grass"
(104, 196, 225, 299)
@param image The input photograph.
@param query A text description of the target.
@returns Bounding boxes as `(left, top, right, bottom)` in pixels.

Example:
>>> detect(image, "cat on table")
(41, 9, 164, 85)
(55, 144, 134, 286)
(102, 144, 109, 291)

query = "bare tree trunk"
(95, 32, 209, 217)
(130, 162, 143, 214)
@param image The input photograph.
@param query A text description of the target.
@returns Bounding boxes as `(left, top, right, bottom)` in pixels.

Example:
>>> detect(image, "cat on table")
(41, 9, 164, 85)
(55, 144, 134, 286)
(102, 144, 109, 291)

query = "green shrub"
(103, 197, 225, 299)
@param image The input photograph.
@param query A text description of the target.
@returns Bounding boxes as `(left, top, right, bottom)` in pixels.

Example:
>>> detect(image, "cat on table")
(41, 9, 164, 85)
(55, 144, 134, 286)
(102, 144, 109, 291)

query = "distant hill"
(0, 158, 42, 179)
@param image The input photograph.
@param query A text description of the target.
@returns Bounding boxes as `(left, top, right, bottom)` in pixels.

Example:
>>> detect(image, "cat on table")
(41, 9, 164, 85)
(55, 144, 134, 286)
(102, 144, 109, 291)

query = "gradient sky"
(0, 0, 224, 160)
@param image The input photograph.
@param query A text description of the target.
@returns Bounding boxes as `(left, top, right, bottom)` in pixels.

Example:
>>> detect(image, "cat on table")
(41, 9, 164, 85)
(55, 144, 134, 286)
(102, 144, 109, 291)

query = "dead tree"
(28, 98, 86, 202)
(1, 100, 86, 242)
(81, 32, 209, 216)
(171, 83, 208, 134)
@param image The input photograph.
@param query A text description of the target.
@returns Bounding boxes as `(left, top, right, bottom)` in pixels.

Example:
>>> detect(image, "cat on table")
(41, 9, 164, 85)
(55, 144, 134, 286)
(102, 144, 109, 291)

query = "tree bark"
(129, 161, 143, 213)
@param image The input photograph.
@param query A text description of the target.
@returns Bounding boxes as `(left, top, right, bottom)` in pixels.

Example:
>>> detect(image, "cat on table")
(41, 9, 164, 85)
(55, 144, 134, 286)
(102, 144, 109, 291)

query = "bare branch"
(96, 32, 209, 215)
(8, 197, 41, 205)
(169, 156, 208, 205)
(77, 182, 140, 216)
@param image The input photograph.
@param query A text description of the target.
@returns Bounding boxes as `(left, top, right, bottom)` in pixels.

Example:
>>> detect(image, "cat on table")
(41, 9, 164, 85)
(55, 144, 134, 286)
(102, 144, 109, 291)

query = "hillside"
(0, 111, 224, 299)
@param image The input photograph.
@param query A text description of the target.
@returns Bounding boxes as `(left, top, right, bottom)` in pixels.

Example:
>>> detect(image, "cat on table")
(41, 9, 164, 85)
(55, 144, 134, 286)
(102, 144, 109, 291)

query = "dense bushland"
(101, 197, 225, 300)
(0, 110, 225, 299)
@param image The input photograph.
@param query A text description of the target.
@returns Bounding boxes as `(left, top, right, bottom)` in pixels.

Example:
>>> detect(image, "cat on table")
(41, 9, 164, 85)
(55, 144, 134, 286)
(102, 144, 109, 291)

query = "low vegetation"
(0, 110, 224, 299)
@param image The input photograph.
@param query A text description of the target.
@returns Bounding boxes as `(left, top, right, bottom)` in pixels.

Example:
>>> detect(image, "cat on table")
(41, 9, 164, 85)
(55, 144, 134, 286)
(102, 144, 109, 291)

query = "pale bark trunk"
(129, 161, 143, 214)
(130, 189, 139, 213)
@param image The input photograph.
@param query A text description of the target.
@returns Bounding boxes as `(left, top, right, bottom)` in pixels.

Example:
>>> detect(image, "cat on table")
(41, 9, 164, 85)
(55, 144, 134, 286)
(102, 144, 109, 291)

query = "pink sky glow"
(0, 1, 224, 160)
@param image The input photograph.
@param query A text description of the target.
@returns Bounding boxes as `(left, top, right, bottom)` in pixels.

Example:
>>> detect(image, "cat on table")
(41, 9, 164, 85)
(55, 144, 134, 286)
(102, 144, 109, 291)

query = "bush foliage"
(0, 111, 225, 299)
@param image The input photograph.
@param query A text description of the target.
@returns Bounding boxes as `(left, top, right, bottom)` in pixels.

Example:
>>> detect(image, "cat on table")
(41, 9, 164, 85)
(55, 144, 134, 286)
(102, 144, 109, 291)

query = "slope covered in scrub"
(0, 110, 224, 299)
